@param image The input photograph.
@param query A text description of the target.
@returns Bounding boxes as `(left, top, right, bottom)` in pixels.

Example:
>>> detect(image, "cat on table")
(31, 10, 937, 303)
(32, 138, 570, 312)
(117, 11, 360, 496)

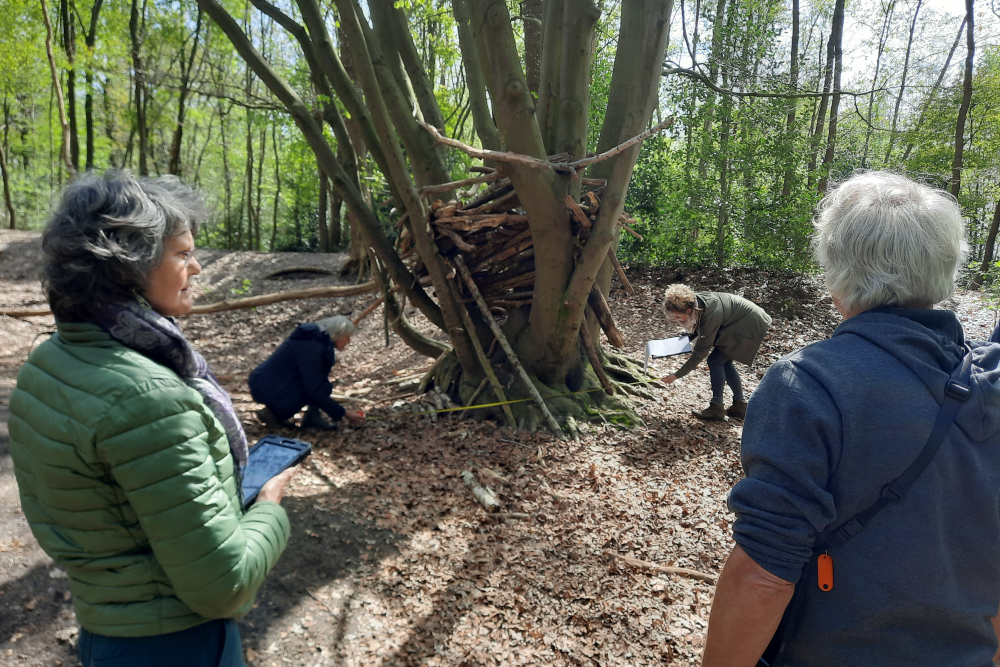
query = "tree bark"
(83, 0, 105, 171)
(0, 139, 14, 228)
(130, 0, 148, 175)
(817, 0, 845, 194)
(521, 0, 543, 96)
(537, 0, 565, 153)
(168, 7, 203, 176)
(451, 0, 501, 151)
(318, 167, 329, 252)
(329, 183, 342, 247)
(60, 0, 80, 171)
(806, 27, 829, 187)
(270, 120, 280, 250)
(556, 1, 601, 163)
(951, 0, 975, 200)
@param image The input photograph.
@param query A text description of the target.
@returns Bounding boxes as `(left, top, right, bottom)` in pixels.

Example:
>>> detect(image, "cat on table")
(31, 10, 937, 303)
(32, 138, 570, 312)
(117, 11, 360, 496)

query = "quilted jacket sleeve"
(95, 376, 291, 619)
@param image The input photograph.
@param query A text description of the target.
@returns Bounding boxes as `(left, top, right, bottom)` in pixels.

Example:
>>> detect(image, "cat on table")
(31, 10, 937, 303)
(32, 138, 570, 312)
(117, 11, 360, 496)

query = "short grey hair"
(316, 315, 356, 341)
(813, 171, 967, 313)
(42, 170, 205, 321)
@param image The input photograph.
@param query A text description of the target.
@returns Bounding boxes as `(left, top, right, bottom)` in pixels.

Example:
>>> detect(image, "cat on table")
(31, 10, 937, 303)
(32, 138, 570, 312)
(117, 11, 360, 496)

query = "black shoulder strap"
(825, 348, 974, 549)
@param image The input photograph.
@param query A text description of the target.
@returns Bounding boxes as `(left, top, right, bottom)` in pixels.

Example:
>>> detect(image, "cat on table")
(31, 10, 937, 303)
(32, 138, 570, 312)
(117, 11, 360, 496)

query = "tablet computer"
(242, 435, 312, 508)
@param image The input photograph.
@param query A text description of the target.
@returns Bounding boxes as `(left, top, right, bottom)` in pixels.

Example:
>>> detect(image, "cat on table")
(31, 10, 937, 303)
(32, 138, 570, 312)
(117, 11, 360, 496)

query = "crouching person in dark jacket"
(249, 315, 364, 430)
(701, 172, 1000, 667)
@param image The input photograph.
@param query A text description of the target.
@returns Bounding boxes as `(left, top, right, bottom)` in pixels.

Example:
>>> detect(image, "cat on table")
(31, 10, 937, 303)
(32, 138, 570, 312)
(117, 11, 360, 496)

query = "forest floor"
(1, 228, 998, 667)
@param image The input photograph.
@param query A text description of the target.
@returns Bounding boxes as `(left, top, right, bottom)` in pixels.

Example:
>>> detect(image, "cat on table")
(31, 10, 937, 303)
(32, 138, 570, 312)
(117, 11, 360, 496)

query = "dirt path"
(1, 229, 997, 666)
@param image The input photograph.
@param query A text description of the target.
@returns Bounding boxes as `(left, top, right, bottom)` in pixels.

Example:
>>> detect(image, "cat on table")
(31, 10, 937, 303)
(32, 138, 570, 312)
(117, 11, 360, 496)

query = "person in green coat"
(9, 171, 295, 667)
(661, 284, 772, 420)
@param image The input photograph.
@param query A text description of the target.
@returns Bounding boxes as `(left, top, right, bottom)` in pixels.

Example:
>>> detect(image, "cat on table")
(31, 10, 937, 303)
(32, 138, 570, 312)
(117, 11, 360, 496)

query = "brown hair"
(663, 284, 700, 316)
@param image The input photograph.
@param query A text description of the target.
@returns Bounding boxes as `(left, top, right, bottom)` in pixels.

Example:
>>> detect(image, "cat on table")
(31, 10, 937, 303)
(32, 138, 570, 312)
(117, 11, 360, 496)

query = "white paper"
(644, 336, 692, 371)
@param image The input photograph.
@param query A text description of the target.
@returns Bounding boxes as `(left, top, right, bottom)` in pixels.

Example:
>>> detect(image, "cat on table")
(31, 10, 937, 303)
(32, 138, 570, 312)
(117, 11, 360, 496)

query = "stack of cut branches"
(396, 168, 637, 346)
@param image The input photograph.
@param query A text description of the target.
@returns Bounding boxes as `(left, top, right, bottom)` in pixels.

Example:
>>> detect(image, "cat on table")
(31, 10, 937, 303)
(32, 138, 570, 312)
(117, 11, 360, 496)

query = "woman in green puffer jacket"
(9, 171, 297, 667)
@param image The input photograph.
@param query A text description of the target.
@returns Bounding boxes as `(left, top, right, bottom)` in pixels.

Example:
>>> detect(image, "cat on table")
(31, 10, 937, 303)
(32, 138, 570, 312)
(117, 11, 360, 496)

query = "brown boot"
(692, 402, 726, 421)
(726, 400, 748, 420)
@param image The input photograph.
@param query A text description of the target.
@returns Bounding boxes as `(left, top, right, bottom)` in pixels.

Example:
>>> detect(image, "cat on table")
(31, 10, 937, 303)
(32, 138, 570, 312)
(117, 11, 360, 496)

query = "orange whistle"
(817, 553, 834, 591)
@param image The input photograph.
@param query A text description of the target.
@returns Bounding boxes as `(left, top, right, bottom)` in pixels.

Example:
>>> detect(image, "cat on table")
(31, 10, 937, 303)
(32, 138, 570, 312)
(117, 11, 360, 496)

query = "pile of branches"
(396, 167, 641, 349)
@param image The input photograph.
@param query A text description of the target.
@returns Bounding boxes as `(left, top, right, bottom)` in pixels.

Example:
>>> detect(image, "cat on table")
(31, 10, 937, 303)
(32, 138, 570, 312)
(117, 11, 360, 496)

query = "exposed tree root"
(419, 348, 662, 434)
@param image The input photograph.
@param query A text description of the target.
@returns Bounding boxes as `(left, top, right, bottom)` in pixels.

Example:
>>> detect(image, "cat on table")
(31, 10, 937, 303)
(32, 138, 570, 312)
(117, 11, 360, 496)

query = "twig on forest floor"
(461, 470, 501, 512)
(482, 512, 533, 521)
(608, 552, 717, 584)
(305, 589, 340, 618)
(478, 467, 511, 487)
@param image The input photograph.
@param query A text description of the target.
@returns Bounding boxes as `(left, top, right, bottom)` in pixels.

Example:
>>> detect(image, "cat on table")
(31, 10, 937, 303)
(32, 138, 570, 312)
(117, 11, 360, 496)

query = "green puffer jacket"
(9, 322, 291, 637)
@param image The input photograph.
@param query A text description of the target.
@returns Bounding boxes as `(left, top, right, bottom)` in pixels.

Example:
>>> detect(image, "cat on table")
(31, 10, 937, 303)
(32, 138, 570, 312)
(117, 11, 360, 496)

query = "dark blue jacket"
(990, 322, 1000, 344)
(729, 308, 1000, 667)
(248, 323, 345, 423)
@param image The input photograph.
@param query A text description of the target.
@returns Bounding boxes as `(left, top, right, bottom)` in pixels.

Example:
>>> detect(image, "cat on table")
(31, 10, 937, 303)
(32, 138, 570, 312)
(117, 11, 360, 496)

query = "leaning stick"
(607, 247, 635, 295)
(609, 552, 717, 585)
(580, 325, 614, 396)
(587, 284, 625, 348)
(0, 308, 52, 319)
(565, 195, 593, 230)
(461, 470, 501, 512)
(418, 172, 502, 196)
(352, 295, 385, 325)
(618, 217, 643, 241)
(478, 467, 511, 487)
(454, 288, 517, 428)
(455, 255, 565, 440)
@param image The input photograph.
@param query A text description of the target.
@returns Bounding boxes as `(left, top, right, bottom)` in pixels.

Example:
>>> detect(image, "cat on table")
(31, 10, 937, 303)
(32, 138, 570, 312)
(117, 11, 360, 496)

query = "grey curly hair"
(814, 171, 967, 313)
(42, 171, 205, 322)
(316, 315, 357, 341)
(663, 284, 701, 315)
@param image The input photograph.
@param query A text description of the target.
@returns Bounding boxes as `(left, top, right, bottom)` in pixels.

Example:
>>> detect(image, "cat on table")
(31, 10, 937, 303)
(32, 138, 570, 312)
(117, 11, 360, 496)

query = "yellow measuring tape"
(364, 377, 665, 420)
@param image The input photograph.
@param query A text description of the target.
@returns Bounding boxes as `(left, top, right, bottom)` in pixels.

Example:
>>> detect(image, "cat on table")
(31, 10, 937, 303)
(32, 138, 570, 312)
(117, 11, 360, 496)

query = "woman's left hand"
(663, 374, 677, 384)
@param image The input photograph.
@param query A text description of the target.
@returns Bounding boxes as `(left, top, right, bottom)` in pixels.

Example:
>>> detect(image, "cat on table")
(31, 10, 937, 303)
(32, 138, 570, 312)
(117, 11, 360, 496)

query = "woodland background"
(1, 0, 998, 279)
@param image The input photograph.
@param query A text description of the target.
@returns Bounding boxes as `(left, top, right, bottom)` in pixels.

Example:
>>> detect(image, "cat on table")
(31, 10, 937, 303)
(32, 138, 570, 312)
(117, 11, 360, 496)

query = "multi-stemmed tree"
(196, 0, 673, 431)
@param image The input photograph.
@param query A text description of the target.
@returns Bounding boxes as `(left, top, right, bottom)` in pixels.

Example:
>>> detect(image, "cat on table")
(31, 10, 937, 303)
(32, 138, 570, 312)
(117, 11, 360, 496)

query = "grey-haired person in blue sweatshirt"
(702, 172, 1000, 667)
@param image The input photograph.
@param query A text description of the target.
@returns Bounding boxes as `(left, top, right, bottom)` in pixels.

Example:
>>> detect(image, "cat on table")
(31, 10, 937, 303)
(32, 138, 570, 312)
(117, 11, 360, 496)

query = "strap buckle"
(880, 481, 906, 502)
(826, 518, 864, 548)
(945, 380, 971, 401)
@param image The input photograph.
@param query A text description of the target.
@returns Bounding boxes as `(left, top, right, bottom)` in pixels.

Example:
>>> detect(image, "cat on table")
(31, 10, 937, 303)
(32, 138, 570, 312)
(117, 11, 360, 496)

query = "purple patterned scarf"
(89, 298, 249, 466)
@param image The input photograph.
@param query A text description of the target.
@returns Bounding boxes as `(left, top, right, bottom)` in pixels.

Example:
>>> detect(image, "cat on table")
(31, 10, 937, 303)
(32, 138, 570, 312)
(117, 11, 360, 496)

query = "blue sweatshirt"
(248, 323, 346, 423)
(729, 308, 1000, 667)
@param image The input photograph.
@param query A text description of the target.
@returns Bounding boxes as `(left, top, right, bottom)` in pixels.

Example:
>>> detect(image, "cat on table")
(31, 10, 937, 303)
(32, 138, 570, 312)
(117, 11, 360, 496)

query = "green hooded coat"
(9, 322, 290, 637)
(674, 292, 772, 378)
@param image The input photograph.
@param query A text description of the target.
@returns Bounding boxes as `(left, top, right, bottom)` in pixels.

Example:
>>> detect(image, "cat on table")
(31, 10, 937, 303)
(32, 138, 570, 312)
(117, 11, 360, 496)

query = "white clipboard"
(644, 336, 692, 372)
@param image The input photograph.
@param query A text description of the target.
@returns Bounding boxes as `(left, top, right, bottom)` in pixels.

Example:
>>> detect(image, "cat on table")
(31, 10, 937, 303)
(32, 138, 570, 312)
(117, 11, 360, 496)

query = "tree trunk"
(130, 0, 148, 176)
(780, 0, 799, 198)
(901, 17, 965, 163)
(40, 0, 75, 176)
(0, 139, 14, 229)
(951, 0, 975, 200)
(522, 0, 543, 96)
(329, 184, 342, 247)
(317, 167, 329, 252)
(83, 0, 104, 171)
(168, 8, 202, 176)
(884, 0, 920, 165)
(817, 0, 845, 194)
(60, 0, 80, 171)
(972, 196, 1000, 289)
(270, 120, 280, 250)
(452, 0, 501, 151)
